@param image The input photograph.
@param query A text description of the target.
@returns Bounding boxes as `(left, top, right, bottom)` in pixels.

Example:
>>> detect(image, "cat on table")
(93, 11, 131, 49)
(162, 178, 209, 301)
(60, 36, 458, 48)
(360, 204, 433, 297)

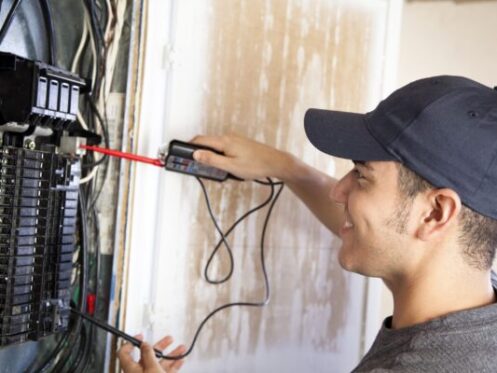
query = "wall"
(380, 0, 497, 322)
(399, 0, 497, 86)
(121, 1, 399, 372)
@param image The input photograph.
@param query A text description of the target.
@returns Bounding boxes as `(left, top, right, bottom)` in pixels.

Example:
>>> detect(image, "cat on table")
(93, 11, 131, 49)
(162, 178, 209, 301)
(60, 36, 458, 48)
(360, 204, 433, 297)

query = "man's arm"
(191, 134, 345, 235)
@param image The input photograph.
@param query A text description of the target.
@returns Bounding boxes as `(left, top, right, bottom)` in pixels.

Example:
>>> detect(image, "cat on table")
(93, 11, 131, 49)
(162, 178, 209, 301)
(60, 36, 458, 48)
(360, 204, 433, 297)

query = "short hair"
(397, 164, 497, 270)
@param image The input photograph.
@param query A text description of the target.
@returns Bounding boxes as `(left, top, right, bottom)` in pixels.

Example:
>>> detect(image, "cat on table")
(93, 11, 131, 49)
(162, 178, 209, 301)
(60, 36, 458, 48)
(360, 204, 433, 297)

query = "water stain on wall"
(174, 0, 383, 363)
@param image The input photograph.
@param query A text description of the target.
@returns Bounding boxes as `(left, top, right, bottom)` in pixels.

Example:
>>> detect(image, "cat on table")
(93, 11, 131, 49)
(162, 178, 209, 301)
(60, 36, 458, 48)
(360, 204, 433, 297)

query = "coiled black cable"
(65, 178, 284, 362)
(157, 178, 284, 361)
(201, 178, 280, 285)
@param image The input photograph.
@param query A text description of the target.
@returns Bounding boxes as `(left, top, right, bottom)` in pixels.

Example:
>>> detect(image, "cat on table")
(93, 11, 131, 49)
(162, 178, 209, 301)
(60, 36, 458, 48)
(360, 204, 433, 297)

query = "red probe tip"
(80, 145, 164, 167)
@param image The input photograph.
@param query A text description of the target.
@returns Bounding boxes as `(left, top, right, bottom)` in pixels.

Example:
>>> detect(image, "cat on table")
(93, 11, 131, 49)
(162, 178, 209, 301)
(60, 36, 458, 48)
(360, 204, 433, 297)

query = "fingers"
(118, 344, 138, 372)
(118, 335, 142, 372)
(140, 342, 162, 370)
(165, 358, 185, 372)
(160, 344, 187, 372)
(190, 135, 227, 152)
(153, 335, 173, 351)
(193, 150, 232, 172)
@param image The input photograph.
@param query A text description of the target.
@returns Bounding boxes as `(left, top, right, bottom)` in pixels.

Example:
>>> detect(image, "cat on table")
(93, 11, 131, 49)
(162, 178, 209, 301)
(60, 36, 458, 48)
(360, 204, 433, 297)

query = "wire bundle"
(18, 1, 125, 372)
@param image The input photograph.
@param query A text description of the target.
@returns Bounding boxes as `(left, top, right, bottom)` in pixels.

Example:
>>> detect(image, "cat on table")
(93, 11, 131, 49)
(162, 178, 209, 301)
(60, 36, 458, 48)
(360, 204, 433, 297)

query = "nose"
(330, 172, 353, 204)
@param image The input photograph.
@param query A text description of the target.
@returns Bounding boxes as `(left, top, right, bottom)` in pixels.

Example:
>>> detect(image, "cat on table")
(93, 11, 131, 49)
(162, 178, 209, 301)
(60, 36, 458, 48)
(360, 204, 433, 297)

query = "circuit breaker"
(0, 52, 95, 346)
(0, 147, 80, 345)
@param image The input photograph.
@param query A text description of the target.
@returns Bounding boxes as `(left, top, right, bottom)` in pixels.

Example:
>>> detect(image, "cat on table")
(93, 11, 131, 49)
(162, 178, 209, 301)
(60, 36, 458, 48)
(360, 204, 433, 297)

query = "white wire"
(104, 0, 114, 47)
(103, 0, 126, 98)
(71, 18, 89, 73)
(70, 13, 91, 130)
(79, 165, 99, 184)
(76, 112, 89, 130)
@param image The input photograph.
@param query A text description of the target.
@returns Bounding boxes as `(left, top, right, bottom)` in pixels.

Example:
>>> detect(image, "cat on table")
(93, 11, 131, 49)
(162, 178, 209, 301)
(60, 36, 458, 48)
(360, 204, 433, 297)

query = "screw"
(25, 139, 36, 150)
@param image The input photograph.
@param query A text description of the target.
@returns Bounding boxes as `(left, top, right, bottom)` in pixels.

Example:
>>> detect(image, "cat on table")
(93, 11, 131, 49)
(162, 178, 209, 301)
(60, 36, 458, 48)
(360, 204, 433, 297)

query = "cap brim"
(304, 108, 395, 161)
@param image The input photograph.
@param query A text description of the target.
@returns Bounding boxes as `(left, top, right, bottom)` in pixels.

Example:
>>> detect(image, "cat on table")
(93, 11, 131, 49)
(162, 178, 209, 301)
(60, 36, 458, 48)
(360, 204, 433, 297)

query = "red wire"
(80, 145, 164, 167)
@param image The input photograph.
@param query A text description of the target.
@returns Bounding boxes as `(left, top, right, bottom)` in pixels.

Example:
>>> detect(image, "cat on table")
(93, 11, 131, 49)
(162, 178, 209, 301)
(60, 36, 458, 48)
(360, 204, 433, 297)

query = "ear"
(416, 188, 462, 241)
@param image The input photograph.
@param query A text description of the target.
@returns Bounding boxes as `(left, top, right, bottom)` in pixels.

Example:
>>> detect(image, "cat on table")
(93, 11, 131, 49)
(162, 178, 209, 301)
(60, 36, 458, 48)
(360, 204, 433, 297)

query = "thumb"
(140, 342, 162, 370)
(193, 150, 230, 171)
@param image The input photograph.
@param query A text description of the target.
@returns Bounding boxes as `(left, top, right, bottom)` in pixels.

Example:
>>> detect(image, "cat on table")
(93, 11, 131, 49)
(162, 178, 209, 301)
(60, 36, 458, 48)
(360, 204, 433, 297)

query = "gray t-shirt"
(352, 275, 497, 372)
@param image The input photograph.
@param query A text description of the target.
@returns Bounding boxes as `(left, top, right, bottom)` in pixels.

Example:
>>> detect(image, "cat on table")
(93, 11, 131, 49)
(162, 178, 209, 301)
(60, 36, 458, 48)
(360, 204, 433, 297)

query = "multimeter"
(165, 140, 231, 182)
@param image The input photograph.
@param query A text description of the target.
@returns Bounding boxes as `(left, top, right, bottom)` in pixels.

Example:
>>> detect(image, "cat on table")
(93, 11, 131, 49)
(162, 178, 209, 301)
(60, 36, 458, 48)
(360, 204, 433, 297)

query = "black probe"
(70, 308, 167, 359)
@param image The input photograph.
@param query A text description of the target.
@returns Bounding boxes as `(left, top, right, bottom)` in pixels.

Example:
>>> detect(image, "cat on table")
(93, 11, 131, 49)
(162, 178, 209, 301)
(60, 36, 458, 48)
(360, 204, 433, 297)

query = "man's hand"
(192, 133, 344, 234)
(191, 133, 294, 181)
(118, 334, 186, 373)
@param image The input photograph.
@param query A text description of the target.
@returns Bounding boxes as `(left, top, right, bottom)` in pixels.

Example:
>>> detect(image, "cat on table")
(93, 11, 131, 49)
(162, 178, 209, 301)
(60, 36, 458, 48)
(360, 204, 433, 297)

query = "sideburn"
(384, 194, 413, 234)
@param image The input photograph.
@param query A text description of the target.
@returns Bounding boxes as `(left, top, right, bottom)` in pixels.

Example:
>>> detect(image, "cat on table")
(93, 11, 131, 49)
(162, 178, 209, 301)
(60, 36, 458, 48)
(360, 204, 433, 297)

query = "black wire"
(31, 333, 68, 373)
(69, 320, 88, 371)
(158, 178, 284, 361)
(83, 0, 105, 96)
(91, 208, 101, 301)
(200, 178, 278, 284)
(39, 0, 56, 66)
(254, 179, 283, 186)
(81, 152, 108, 169)
(81, 98, 110, 170)
(0, 0, 22, 44)
(68, 178, 284, 362)
(196, 178, 234, 283)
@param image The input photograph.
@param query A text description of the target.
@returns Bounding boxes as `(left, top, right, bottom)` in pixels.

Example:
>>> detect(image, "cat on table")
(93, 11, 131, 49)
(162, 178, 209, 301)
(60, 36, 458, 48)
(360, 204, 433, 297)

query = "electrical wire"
(0, 0, 22, 44)
(201, 179, 282, 284)
(69, 5, 115, 367)
(21, 0, 113, 370)
(71, 16, 89, 73)
(86, 9, 98, 92)
(73, 178, 284, 361)
(86, 100, 110, 209)
(79, 165, 100, 184)
(39, 0, 56, 66)
(157, 178, 284, 361)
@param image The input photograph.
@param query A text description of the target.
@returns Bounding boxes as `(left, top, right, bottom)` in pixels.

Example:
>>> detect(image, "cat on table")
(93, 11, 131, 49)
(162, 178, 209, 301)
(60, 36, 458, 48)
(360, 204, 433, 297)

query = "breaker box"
(0, 52, 95, 346)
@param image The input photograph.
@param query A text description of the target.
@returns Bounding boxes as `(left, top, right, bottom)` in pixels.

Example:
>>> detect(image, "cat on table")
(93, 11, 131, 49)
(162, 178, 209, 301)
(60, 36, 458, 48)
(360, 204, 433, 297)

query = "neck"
(385, 267, 495, 329)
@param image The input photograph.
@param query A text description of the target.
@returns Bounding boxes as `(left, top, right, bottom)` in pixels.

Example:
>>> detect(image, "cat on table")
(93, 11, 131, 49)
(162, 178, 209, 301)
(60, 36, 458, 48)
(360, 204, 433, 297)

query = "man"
(118, 76, 497, 372)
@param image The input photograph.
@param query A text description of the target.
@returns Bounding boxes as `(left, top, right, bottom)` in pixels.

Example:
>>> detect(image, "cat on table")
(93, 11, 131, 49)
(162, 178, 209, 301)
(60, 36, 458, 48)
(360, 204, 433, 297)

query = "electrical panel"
(0, 147, 80, 345)
(0, 52, 94, 347)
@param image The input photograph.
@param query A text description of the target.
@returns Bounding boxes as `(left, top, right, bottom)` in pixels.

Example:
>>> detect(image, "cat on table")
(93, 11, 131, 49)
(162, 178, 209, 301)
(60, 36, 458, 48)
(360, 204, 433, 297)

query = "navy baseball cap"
(304, 76, 497, 220)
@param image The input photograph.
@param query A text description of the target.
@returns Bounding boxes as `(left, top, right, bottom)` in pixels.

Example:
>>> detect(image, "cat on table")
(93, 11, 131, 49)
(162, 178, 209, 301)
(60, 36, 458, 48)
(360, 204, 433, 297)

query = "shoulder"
(353, 311, 497, 372)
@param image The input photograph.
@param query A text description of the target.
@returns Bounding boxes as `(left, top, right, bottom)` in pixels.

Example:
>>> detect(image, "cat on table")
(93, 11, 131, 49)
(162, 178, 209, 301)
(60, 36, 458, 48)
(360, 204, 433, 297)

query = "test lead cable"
(79, 144, 284, 360)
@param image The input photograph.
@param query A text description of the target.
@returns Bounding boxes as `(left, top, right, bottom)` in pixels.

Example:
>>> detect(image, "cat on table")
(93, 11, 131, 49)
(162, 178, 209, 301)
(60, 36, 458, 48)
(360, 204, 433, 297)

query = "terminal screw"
(25, 139, 36, 150)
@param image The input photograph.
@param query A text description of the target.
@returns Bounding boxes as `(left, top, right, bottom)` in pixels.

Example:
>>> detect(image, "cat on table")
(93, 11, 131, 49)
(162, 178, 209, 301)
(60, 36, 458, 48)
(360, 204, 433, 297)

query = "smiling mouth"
(340, 214, 354, 235)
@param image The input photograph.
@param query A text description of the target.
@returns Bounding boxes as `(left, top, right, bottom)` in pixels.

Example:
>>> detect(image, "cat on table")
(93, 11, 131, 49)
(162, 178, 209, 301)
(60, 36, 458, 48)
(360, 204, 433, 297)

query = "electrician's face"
(330, 161, 413, 278)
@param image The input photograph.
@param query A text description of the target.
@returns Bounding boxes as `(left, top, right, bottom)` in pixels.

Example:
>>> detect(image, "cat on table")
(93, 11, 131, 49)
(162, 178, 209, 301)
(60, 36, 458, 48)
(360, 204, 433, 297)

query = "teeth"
(344, 218, 354, 228)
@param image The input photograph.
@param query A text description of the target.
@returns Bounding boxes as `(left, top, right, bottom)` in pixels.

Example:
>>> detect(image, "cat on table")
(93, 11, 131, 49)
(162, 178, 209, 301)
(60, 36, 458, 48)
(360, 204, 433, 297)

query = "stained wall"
(122, 1, 396, 372)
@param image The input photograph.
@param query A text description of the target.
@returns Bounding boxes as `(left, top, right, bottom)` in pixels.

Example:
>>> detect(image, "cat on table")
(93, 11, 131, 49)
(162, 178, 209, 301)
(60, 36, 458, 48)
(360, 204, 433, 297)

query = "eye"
(352, 168, 365, 179)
